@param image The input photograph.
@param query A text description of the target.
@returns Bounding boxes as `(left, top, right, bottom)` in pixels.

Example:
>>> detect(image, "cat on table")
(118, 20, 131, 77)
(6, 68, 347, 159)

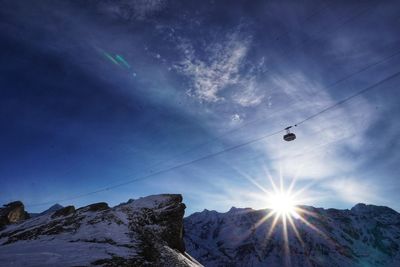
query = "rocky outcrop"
(0, 201, 29, 230)
(0, 195, 201, 267)
(51, 205, 75, 218)
(185, 204, 400, 267)
(138, 194, 186, 253)
(76, 202, 109, 212)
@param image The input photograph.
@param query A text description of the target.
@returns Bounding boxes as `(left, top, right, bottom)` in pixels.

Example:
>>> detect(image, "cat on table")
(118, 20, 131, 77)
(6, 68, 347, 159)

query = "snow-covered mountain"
(29, 203, 64, 218)
(0, 194, 201, 267)
(184, 204, 400, 267)
(2, 196, 400, 267)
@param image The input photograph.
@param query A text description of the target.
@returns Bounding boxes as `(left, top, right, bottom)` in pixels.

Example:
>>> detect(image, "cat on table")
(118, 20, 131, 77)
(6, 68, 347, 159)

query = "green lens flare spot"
(103, 52, 120, 66)
(115, 55, 131, 69)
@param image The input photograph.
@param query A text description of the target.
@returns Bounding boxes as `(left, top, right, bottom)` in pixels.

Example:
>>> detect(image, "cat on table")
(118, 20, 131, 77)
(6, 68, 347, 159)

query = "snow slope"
(0, 194, 201, 267)
(184, 204, 400, 267)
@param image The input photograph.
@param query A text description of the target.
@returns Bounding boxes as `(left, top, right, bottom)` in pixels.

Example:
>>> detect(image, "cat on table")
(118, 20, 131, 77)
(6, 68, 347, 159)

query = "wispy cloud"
(321, 177, 382, 204)
(175, 32, 249, 102)
(174, 30, 266, 107)
(255, 71, 379, 182)
(232, 77, 265, 107)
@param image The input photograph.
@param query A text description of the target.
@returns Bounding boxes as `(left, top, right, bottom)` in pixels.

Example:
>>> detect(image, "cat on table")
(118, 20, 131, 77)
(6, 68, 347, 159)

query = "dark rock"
(0, 201, 29, 229)
(115, 199, 135, 208)
(126, 194, 189, 265)
(157, 199, 186, 253)
(51, 206, 75, 218)
(77, 202, 109, 212)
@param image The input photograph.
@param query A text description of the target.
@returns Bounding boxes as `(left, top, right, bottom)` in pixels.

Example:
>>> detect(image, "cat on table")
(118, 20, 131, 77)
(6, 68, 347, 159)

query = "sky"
(0, 0, 399, 215)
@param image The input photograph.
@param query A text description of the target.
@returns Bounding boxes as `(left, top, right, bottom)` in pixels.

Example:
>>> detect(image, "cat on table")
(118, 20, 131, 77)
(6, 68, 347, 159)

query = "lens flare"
(235, 165, 327, 267)
(268, 191, 299, 219)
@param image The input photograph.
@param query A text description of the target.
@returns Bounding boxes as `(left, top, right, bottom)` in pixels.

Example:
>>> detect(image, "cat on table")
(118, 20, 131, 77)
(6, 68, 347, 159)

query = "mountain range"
(184, 204, 400, 267)
(1, 196, 400, 266)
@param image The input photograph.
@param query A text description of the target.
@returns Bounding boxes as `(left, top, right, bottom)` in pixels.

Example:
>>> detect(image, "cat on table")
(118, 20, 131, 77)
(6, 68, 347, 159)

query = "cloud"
(231, 113, 243, 123)
(232, 78, 265, 107)
(174, 30, 266, 107)
(321, 177, 382, 204)
(253, 71, 379, 182)
(175, 32, 249, 102)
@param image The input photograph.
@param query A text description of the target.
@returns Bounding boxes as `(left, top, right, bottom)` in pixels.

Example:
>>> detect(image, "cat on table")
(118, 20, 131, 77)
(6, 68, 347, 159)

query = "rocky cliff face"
(0, 194, 201, 267)
(184, 204, 400, 267)
(0, 201, 29, 230)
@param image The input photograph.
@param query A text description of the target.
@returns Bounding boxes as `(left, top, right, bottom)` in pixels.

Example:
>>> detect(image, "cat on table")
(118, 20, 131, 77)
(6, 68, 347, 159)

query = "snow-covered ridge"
(2, 197, 400, 267)
(184, 203, 400, 267)
(0, 194, 202, 267)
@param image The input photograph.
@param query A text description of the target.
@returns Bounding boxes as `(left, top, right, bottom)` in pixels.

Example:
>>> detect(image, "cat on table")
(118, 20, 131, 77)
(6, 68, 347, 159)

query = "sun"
(267, 191, 300, 219)
(237, 167, 325, 266)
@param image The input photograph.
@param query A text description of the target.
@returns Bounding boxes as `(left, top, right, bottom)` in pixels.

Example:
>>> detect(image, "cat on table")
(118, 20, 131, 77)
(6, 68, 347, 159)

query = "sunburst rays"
(237, 164, 330, 267)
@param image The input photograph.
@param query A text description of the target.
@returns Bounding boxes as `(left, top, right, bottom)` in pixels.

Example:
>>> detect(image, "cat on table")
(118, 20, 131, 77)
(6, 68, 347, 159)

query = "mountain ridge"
(0, 194, 201, 267)
(1, 198, 400, 267)
(184, 202, 400, 267)
(191, 203, 398, 216)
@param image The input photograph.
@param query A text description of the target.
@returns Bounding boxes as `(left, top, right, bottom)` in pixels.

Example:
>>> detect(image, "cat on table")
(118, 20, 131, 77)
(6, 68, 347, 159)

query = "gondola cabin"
(283, 132, 296, 141)
(283, 126, 296, 141)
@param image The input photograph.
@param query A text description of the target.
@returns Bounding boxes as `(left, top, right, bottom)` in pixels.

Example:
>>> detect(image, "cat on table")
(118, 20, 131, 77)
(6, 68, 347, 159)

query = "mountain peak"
(47, 203, 63, 211)
(39, 203, 64, 215)
(351, 203, 398, 215)
(227, 206, 253, 213)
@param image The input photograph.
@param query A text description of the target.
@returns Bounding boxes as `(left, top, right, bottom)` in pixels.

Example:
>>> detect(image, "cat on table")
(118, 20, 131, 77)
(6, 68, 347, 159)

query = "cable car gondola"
(283, 126, 296, 141)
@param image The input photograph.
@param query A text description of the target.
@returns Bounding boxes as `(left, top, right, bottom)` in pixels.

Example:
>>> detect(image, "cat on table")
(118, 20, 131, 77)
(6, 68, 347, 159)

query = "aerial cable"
(132, 48, 400, 171)
(106, 2, 384, 170)
(27, 70, 400, 207)
(324, 49, 400, 90)
(27, 129, 285, 207)
(44, 2, 394, 184)
(32, 33, 383, 205)
(292, 70, 400, 128)
(140, 2, 387, 168)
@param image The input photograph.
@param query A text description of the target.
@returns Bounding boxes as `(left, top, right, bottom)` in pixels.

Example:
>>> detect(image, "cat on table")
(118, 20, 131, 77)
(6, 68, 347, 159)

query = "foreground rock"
(0, 201, 29, 230)
(185, 204, 400, 267)
(0, 194, 201, 267)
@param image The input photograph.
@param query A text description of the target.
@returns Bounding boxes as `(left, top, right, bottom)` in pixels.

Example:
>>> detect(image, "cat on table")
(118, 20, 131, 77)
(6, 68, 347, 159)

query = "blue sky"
(0, 0, 400, 214)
